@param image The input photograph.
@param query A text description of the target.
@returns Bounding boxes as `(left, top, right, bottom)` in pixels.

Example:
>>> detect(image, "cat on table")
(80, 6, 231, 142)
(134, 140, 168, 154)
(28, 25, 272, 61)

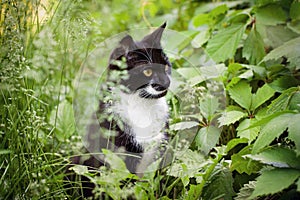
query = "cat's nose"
(151, 83, 167, 91)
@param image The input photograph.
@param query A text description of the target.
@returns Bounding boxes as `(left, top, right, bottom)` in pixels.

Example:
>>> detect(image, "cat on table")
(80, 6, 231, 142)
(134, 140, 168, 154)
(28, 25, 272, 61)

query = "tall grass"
(0, 0, 143, 198)
(0, 0, 88, 198)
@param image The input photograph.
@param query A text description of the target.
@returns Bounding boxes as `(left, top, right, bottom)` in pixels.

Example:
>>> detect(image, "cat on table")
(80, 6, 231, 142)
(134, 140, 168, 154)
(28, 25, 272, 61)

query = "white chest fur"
(112, 91, 168, 145)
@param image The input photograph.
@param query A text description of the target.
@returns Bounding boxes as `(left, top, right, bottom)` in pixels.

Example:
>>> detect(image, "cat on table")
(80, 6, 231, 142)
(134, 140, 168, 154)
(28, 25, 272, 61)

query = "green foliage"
(2, 0, 300, 199)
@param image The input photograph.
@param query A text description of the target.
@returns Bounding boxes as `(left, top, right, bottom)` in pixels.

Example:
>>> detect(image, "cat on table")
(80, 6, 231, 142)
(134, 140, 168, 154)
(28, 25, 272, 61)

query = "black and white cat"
(97, 22, 172, 173)
(67, 23, 171, 197)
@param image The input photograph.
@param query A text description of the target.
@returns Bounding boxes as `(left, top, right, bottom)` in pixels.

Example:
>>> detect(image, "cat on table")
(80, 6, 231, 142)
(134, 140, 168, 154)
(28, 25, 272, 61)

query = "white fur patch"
(144, 85, 167, 95)
(112, 90, 168, 145)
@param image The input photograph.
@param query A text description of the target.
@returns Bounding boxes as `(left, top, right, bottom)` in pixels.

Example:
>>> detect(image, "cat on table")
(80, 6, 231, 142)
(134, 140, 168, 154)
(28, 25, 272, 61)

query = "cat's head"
(108, 22, 171, 99)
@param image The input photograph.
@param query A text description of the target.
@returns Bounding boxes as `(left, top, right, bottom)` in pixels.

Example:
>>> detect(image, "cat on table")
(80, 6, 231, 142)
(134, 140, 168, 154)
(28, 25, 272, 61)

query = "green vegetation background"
(1, 0, 300, 199)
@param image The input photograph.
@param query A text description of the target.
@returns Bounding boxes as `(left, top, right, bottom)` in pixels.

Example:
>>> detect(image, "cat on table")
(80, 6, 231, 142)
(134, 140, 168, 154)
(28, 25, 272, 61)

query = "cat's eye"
(165, 65, 169, 72)
(143, 69, 153, 77)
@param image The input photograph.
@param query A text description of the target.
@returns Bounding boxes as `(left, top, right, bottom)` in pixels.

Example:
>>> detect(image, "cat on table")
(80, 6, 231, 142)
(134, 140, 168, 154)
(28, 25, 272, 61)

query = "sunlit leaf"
(228, 80, 252, 111)
(218, 110, 247, 126)
(243, 27, 265, 64)
(206, 24, 245, 62)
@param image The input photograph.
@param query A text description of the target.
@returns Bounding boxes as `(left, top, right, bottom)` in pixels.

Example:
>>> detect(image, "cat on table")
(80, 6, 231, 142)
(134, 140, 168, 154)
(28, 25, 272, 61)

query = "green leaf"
(248, 147, 300, 169)
(195, 126, 221, 155)
(290, 2, 300, 21)
(243, 27, 266, 64)
(218, 110, 247, 126)
(289, 91, 300, 111)
(225, 138, 248, 153)
(251, 83, 275, 110)
(288, 114, 300, 156)
(228, 80, 252, 111)
(191, 30, 210, 48)
(235, 181, 256, 200)
(251, 168, 300, 198)
(237, 118, 260, 143)
(262, 36, 300, 67)
(102, 149, 129, 173)
(50, 100, 76, 142)
(252, 113, 293, 154)
(70, 165, 89, 175)
(255, 4, 287, 26)
(187, 184, 202, 200)
(202, 166, 235, 200)
(231, 146, 262, 175)
(297, 178, 300, 192)
(206, 24, 245, 62)
(200, 97, 220, 121)
(170, 121, 199, 131)
(269, 76, 299, 92)
(267, 87, 299, 114)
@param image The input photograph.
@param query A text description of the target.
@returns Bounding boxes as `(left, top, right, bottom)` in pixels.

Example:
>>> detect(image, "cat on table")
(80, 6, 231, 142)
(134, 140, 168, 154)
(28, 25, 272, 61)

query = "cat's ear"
(141, 22, 166, 48)
(120, 35, 137, 52)
(110, 35, 136, 60)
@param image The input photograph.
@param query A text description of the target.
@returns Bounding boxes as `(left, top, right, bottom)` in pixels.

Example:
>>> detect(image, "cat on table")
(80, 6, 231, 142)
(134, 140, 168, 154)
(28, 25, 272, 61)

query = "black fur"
(66, 22, 171, 199)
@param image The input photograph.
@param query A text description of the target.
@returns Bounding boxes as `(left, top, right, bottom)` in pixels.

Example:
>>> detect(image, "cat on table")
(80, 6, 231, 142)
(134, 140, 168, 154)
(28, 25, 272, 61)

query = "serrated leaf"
(267, 87, 299, 114)
(231, 145, 262, 175)
(202, 166, 235, 200)
(170, 121, 199, 131)
(167, 149, 207, 178)
(228, 80, 252, 110)
(195, 126, 221, 155)
(206, 24, 245, 62)
(237, 118, 260, 143)
(252, 113, 293, 154)
(248, 147, 300, 169)
(288, 114, 300, 156)
(250, 169, 300, 198)
(200, 97, 220, 121)
(262, 36, 300, 67)
(231, 154, 261, 175)
(251, 83, 275, 110)
(255, 4, 286, 26)
(243, 27, 266, 64)
(218, 110, 247, 126)
(235, 181, 256, 200)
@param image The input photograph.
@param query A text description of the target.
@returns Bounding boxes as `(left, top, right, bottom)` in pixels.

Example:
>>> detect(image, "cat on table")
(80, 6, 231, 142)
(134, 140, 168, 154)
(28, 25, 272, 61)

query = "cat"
(66, 22, 171, 198)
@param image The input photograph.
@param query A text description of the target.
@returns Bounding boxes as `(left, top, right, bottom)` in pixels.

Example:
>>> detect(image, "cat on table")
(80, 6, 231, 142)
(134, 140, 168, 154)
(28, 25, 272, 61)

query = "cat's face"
(109, 23, 171, 99)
